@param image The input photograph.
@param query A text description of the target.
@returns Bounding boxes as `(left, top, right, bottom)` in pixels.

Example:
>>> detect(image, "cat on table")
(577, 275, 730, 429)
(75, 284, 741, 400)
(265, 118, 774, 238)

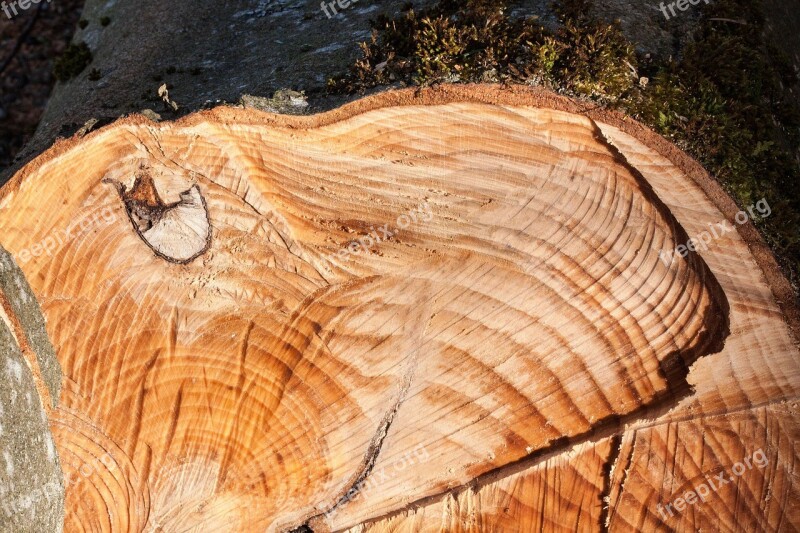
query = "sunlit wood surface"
(0, 86, 796, 533)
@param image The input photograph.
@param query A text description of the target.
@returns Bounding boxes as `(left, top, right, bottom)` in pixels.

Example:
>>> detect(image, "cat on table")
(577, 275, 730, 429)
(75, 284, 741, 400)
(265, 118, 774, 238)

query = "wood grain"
(0, 85, 794, 532)
(335, 88, 800, 533)
(345, 439, 615, 533)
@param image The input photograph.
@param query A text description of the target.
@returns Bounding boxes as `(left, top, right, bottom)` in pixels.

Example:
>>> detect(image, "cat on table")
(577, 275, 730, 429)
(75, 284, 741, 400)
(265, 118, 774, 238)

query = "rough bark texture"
(5, 0, 800, 186)
(0, 249, 62, 406)
(0, 246, 64, 533)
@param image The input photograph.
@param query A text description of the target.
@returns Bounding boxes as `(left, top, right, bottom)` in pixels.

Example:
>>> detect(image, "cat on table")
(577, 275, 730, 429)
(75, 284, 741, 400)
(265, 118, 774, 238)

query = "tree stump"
(0, 85, 797, 532)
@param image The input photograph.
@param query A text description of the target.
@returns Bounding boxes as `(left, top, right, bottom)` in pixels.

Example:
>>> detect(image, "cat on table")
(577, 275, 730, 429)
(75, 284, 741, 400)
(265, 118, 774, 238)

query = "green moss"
(331, 0, 800, 291)
(53, 42, 93, 82)
(78, 19, 88, 29)
(100, 16, 111, 26)
(328, 0, 635, 98)
(624, 0, 800, 285)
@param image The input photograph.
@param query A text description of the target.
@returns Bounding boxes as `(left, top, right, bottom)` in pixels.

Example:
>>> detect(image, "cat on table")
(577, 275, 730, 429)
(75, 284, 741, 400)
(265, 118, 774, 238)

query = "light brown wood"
(346, 439, 617, 533)
(0, 86, 796, 532)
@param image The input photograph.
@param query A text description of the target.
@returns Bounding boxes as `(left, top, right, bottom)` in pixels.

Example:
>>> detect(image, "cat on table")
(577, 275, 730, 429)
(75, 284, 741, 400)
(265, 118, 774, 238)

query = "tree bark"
(0, 246, 64, 533)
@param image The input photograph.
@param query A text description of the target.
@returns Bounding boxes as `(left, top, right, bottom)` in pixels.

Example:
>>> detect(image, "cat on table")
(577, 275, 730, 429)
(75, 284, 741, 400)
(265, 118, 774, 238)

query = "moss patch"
(624, 0, 800, 287)
(330, 0, 800, 292)
(329, 0, 636, 98)
(53, 41, 93, 82)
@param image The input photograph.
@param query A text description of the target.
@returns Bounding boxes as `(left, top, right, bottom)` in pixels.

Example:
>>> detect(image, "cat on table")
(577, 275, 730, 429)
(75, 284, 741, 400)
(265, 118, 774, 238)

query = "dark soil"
(0, 0, 84, 171)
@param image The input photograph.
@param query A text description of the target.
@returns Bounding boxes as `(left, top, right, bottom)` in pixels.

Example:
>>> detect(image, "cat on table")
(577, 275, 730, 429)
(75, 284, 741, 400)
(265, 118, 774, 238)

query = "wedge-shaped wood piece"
(606, 403, 800, 532)
(0, 87, 730, 532)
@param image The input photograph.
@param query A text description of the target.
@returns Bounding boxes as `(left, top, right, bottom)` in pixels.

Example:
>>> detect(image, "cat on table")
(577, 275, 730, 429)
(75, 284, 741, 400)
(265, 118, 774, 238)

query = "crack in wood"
(294, 307, 432, 533)
(600, 434, 623, 532)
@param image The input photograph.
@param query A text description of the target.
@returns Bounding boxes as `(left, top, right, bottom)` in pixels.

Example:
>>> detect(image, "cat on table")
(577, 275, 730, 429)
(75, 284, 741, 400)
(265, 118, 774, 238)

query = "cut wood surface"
(0, 85, 797, 532)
